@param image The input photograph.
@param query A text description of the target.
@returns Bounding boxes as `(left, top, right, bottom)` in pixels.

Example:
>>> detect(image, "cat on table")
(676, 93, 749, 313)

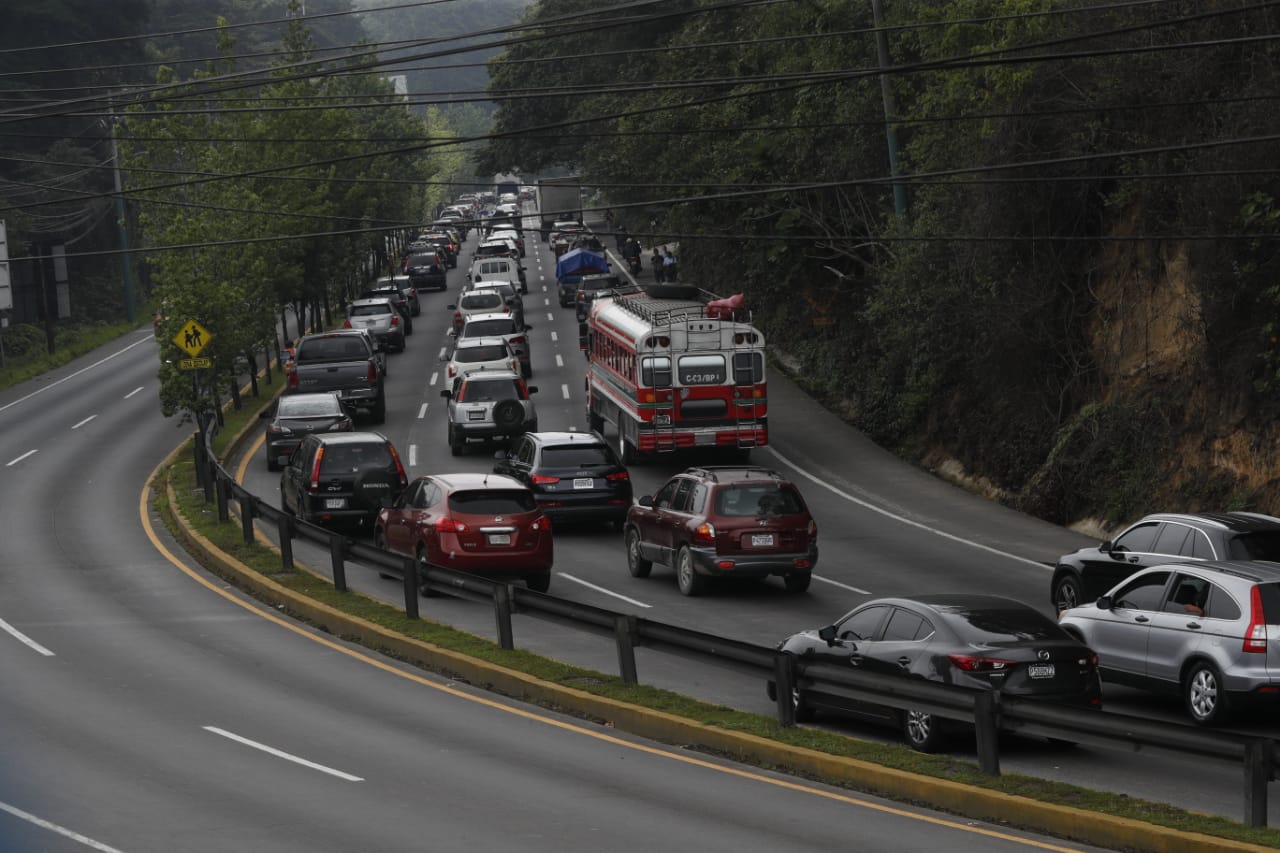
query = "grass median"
(153, 374, 1280, 851)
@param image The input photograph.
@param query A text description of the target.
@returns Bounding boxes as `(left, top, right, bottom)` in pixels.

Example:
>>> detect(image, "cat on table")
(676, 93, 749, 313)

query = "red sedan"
(374, 473, 553, 592)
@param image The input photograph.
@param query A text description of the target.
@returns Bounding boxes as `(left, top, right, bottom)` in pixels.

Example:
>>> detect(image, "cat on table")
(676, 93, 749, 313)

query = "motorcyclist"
(622, 237, 643, 273)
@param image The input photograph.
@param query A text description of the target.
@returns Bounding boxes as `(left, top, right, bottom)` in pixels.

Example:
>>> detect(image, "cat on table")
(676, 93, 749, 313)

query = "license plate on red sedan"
(751, 533, 774, 547)
(487, 533, 511, 545)
(1028, 663, 1055, 679)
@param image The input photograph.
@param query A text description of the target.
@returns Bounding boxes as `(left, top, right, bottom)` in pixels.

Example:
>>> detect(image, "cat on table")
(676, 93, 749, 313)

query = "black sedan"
(766, 594, 1102, 752)
(493, 431, 632, 527)
(261, 392, 353, 471)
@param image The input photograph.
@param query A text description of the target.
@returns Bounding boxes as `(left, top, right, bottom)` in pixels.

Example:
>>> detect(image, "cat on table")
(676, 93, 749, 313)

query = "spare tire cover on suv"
(492, 399, 524, 432)
(354, 468, 400, 509)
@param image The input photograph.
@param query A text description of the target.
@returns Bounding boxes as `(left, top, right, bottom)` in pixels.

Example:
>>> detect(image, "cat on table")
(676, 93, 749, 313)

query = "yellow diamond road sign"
(174, 319, 211, 358)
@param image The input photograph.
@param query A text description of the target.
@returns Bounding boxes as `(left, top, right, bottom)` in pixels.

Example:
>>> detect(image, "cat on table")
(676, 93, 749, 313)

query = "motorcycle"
(626, 255, 642, 276)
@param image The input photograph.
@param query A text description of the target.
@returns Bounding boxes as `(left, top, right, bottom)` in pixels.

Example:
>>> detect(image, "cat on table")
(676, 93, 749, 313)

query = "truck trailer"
(536, 176, 583, 241)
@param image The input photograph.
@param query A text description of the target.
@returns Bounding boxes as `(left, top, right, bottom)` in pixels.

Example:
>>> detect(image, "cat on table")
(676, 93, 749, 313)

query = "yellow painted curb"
(154, 390, 1276, 853)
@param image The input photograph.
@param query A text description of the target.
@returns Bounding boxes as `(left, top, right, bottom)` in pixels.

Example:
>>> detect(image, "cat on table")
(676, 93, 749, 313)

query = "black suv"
(493, 431, 633, 527)
(1050, 511, 1280, 611)
(572, 273, 624, 319)
(404, 251, 447, 292)
(279, 431, 408, 529)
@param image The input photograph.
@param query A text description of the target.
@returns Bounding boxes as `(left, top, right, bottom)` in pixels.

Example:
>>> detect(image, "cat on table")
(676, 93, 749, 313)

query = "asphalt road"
(225, 208, 1280, 824)
(0, 274, 1115, 853)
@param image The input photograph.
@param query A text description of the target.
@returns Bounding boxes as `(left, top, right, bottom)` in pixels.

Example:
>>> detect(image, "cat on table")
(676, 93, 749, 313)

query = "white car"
(468, 257, 525, 292)
(458, 312, 532, 378)
(449, 288, 520, 335)
(474, 236, 520, 262)
(445, 336, 520, 382)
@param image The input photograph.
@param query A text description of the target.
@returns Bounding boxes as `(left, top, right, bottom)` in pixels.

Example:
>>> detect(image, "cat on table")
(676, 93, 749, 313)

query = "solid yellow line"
(138, 467, 1084, 853)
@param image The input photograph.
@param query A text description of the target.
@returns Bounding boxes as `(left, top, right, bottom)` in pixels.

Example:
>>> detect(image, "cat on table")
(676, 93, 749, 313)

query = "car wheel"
(374, 529, 395, 579)
(1184, 660, 1230, 725)
(1053, 573, 1083, 612)
(783, 572, 812, 594)
(675, 546, 706, 596)
(526, 573, 550, 593)
(266, 452, 280, 472)
(448, 425, 464, 456)
(371, 392, 387, 424)
(625, 527, 652, 578)
(902, 708, 947, 752)
(618, 431, 637, 465)
(417, 544, 441, 597)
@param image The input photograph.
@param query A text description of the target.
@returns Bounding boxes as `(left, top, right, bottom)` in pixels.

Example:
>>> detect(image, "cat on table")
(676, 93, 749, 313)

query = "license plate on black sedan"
(1028, 663, 1055, 679)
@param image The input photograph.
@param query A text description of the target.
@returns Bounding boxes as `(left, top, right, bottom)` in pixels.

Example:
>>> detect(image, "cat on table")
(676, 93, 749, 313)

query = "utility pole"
(871, 0, 908, 222)
(108, 100, 137, 322)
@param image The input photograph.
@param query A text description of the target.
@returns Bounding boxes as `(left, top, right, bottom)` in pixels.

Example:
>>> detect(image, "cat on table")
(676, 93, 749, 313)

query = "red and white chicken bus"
(583, 284, 767, 462)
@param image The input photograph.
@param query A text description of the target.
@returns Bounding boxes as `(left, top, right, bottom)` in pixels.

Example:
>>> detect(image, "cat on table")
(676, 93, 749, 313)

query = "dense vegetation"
(479, 0, 1280, 526)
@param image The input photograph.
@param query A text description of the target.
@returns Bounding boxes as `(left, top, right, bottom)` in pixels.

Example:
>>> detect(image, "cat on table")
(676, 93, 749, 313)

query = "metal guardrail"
(190, 418, 1279, 827)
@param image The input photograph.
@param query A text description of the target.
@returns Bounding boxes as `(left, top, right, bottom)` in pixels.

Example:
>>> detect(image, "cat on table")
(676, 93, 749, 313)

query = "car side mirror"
(523, 324, 533, 331)
(259, 408, 274, 419)
(1099, 540, 1113, 552)
(818, 625, 838, 645)
(440, 389, 452, 399)
(527, 385, 538, 394)
(447, 304, 457, 310)
(638, 495, 654, 508)
(1096, 595, 1113, 610)
(493, 450, 509, 462)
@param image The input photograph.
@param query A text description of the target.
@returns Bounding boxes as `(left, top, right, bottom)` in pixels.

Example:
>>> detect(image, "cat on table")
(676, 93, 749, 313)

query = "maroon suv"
(623, 466, 818, 596)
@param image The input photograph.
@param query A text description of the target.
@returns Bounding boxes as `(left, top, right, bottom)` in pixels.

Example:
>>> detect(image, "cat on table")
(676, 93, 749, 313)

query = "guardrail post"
(193, 433, 207, 491)
(204, 457, 216, 503)
(973, 691, 1001, 775)
(1244, 739, 1272, 827)
(238, 494, 255, 544)
(402, 557, 419, 620)
(277, 513, 294, 571)
(493, 584, 514, 650)
(329, 535, 347, 592)
(215, 474, 230, 522)
(774, 654, 797, 727)
(614, 614, 638, 684)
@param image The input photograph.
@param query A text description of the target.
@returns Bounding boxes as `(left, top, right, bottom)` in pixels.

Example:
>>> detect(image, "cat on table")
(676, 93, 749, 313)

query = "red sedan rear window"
(448, 490, 536, 514)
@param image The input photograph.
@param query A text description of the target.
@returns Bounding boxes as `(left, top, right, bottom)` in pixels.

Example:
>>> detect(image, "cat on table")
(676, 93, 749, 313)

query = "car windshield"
(463, 319, 517, 337)
(461, 293, 504, 311)
(540, 445, 614, 467)
(941, 605, 1064, 643)
(318, 443, 392, 474)
(448, 489, 536, 514)
(1228, 531, 1280, 561)
(714, 485, 804, 517)
(458, 378, 521, 402)
(278, 396, 342, 417)
(456, 344, 509, 363)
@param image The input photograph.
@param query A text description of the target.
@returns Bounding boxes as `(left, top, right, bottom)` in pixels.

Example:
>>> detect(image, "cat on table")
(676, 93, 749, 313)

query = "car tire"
(449, 425, 464, 456)
(783, 572, 812, 593)
(266, 452, 280, 473)
(374, 529, 395, 580)
(675, 546, 706, 596)
(370, 392, 387, 424)
(625, 527, 652, 578)
(493, 399, 524, 432)
(417, 544, 441, 597)
(1184, 660, 1231, 725)
(1052, 573, 1083, 612)
(526, 573, 550, 593)
(902, 708, 947, 752)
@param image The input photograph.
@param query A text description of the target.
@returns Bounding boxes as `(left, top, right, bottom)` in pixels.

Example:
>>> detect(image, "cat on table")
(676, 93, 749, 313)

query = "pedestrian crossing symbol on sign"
(174, 319, 211, 358)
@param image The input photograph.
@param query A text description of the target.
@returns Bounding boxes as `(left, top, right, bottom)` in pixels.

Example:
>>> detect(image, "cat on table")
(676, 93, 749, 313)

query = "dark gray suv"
(1050, 512, 1280, 612)
(1059, 560, 1280, 724)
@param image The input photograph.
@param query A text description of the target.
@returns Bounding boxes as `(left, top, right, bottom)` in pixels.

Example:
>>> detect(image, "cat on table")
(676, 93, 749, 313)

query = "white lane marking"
(123, 386, 143, 399)
(6, 449, 37, 467)
(203, 726, 364, 782)
(814, 575, 871, 595)
(417, 403, 428, 419)
(409, 444, 418, 467)
(546, 312, 554, 322)
(0, 616, 55, 656)
(0, 800, 123, 852)
(543, 297, 550, 307)
(71, 415, 97, 430)
(550, 331, 558, 342)
(555, 354, 564, 368)
(561, 384, 570, 400)
(429, 371, 439, 387)
(558, 573, 652, 608)
(0, 333, 152, 415)
(765, 446, 1048, 570)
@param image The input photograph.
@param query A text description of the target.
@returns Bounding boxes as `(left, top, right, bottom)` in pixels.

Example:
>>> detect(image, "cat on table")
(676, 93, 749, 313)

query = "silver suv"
(1058, 560, 1280, 725)
(440, 370, 538, 456)
(345, 297, 405, 353)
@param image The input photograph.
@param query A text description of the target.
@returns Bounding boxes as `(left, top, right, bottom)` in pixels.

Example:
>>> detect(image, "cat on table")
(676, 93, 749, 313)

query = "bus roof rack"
(608, 282, 749, 327)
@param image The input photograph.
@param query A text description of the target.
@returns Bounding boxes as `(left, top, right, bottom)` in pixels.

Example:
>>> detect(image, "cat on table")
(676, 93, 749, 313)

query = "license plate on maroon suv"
(751, 533, 774, 547)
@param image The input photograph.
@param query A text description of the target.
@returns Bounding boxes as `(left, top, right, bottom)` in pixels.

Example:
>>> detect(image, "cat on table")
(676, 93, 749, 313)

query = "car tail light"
(390, 315, 399, 327)
(453, 310, 462, 324)
(576, 290, 585, 301)
(447, 364, 457, 378)
(288, 370, 300, 390)
(436, 516, 468, 533)
(947, 654, 1014, 672)
(807, 519, 817, 536)
(716, 560, 735, 569)
(343, 319, 352, 329)
(1244, 585, 1269, 653)
(606, 471, 630, 481)
(531, 474, 560, 485)
(388, 443, 407, 485)
(308, 447, 324, 490)
(693, 522, 716, 544)
(531, 516, 551, 532)
(510, 336, 526, 345)
(367, 362, 378, 383)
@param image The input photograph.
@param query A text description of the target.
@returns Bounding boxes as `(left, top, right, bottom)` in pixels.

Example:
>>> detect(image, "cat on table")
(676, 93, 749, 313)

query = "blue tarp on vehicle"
(555, 248, 610, 283)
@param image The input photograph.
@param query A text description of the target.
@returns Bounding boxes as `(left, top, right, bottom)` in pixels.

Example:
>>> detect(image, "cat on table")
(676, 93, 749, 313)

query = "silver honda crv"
(1058, 560, 1280, 725)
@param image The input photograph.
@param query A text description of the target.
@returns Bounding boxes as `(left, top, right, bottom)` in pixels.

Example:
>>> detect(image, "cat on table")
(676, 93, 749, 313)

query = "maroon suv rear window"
(449, 490, 536, 514)
(715, 485, 804, 517)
